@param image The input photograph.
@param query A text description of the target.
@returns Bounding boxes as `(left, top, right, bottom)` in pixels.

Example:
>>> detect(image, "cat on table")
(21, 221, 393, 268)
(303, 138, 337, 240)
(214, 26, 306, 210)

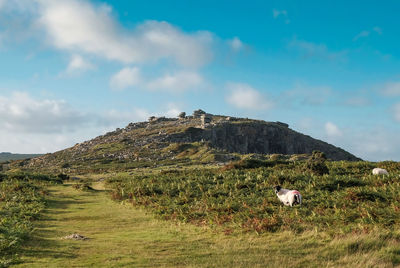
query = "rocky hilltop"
(22, 110, 359, 172)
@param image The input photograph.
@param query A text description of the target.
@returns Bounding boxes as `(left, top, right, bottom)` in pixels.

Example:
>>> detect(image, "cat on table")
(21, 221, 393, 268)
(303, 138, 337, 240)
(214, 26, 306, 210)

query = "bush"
(57, 173, 69, 180)
(305, 151, 329, 175)
(0, 174, 49, 265)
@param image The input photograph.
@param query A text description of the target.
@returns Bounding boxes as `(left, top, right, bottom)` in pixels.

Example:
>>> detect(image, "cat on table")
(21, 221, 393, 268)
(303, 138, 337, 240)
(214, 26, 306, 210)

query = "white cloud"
(381, 82, 400, 96)
(109, 68, 204, 93)
(337, 128, 400, 161)
(288, 39, 346, 61)
(325, 122, 342, 137)
(0, 0, 38, 12)
(272, 9, 290, 24)
(0, 91, 153, 134)
(164, 103, 181, 118)
(65, 54, 94, 74)
(0, 91, 88, 133)
(297, 120, 400, 161)
(98, 108, 150, 126)
(228, 37, 244, 52)
(226, 82, 273, 110)
(35, 0, 213, 67)
(393, 103, 400, 122)
(0, 91, 181, 153)
(146, 71, 203, 93)
(110, 67, 141, 90)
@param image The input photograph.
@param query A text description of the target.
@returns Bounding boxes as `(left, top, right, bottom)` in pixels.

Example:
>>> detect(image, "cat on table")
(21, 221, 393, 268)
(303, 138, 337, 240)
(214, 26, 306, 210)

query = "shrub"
(178, 112, 186, 119)
(57, 173, 69, 180)
(305, 151, 329, 175)
(0, 174, 49, 265)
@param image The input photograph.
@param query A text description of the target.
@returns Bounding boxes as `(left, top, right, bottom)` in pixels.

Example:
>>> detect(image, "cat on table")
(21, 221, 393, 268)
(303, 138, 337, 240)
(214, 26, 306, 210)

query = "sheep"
(273, 185, 302, 207)
(372, 168, 388, 175)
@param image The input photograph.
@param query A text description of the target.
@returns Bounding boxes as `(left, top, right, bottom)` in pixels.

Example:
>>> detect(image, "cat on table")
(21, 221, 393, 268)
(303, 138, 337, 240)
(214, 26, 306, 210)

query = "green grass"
(4, 160, 400, 267)
(11, 181, 399, 267)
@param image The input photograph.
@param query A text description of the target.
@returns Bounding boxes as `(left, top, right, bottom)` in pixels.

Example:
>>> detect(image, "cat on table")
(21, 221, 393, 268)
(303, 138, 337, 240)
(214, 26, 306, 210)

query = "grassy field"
(9, 180, 400, 267)
(1, 157, 396, 267)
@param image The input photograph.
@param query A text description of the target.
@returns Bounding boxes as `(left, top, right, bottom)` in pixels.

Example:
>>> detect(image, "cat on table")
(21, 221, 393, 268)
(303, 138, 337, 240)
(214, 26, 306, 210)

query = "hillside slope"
(21, 113, 359, 172)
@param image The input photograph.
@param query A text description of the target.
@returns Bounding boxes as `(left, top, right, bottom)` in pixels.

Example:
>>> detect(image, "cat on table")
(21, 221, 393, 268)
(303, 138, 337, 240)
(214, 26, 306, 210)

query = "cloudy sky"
(0, 0, 400, 161)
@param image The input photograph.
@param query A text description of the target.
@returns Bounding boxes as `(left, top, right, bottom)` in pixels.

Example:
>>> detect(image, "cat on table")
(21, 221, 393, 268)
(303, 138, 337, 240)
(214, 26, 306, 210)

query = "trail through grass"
(16, 182, 215, 267)
(15, 182, 399, 267)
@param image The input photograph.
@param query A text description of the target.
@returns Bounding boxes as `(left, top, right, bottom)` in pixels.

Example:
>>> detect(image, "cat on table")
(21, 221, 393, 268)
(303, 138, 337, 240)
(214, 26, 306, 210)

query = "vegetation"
(0, 173, 60, 266)
(305, 151, 329, 176)
(10, 182, 374, 268)
(3, 151, 400, 267)
(108, 160, 400, 236)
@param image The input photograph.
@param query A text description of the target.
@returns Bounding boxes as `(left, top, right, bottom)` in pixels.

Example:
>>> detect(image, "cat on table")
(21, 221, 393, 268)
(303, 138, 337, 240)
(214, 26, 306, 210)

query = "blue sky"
(0, 0, 400, 161)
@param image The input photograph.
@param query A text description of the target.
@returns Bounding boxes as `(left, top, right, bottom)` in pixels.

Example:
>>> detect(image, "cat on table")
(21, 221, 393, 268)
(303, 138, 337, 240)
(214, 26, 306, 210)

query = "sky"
(0, 0, 400, 161)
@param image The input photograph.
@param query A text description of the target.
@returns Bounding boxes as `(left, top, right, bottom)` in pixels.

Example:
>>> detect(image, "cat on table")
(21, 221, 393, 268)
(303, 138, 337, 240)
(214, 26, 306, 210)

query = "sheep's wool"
(372, 168, 388, 175)
(275, 187, 302, 207)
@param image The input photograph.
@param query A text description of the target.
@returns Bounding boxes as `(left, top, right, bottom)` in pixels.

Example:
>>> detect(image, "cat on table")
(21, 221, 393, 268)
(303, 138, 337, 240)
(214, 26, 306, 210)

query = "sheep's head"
(273, 185, 281, 194)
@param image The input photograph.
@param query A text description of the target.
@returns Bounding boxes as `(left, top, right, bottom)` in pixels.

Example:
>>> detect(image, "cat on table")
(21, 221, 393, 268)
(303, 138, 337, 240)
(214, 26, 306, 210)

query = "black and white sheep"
(273, 185, 302, 207)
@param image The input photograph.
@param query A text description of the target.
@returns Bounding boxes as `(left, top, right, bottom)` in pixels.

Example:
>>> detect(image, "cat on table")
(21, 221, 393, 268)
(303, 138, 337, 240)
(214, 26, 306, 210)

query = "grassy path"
(16, 183, 218, 267)
(14, 182, 396, 267)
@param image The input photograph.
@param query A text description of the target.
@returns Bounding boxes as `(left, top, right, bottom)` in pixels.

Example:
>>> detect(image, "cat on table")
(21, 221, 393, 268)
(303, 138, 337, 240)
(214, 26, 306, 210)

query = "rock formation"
(21, 111, 360, 171)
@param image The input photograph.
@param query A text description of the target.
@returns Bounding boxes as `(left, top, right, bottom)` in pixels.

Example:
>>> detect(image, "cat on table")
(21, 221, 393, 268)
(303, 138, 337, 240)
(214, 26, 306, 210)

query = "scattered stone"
(62, 233, 89, 240)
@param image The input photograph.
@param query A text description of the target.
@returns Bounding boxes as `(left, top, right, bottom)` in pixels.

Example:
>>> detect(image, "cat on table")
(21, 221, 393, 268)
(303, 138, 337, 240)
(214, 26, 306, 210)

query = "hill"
(0, 152, 43, 162)
(19, 111, 360, 173)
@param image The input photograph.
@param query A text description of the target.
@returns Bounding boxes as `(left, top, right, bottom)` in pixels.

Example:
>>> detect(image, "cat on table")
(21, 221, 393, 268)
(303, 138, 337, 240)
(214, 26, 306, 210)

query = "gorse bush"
(109, 160, 400, 235)
(305, 151, 329, 176)
(0, 173, 54, 267)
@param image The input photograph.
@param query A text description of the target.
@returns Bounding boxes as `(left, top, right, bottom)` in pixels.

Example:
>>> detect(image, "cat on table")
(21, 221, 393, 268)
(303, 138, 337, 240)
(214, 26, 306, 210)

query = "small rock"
(62, 233, 89, 240)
